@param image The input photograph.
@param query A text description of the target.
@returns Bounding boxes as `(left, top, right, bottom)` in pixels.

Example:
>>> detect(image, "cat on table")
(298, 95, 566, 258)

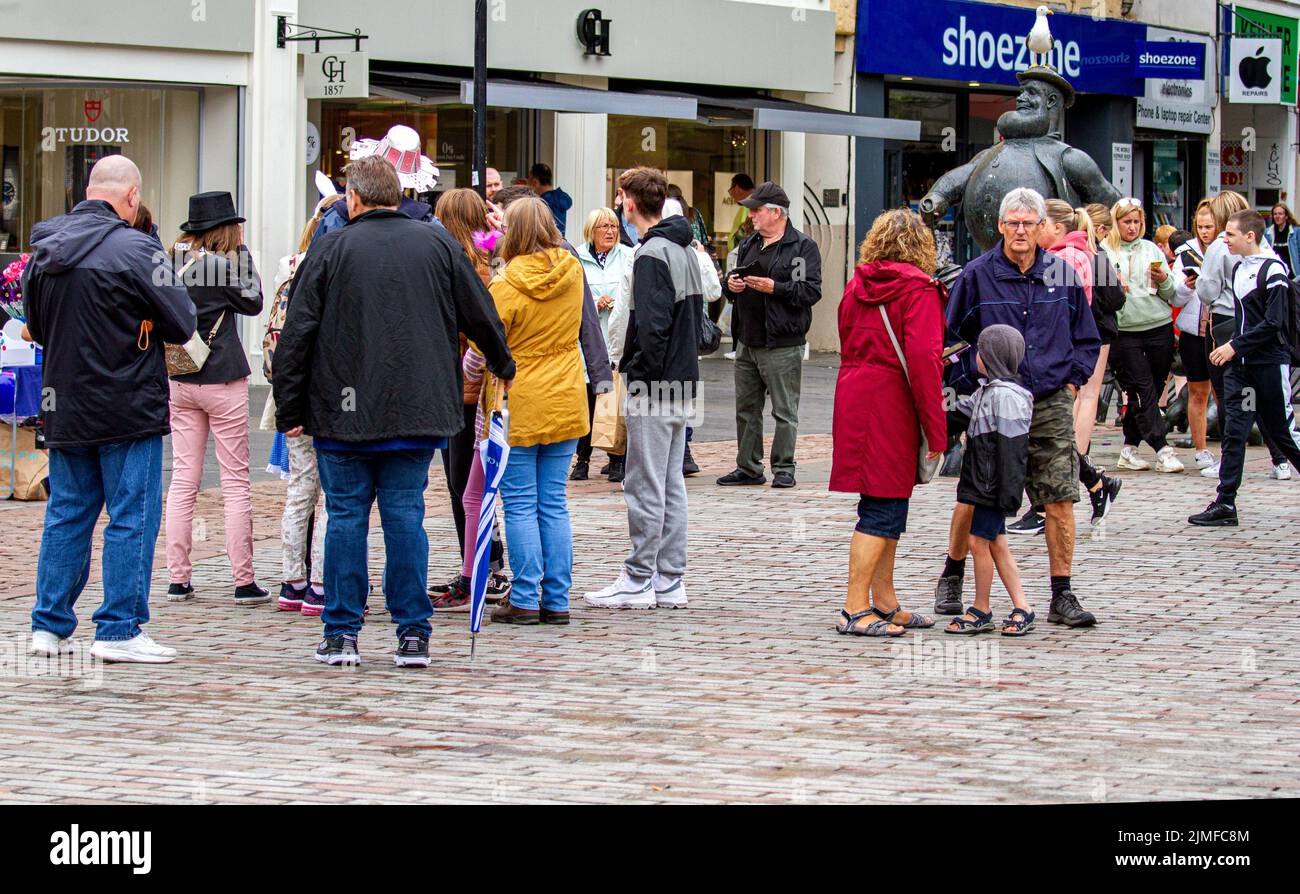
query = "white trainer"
(90, 633, 177, 664)
(1194, 449, 1216, 468)
(1200, 461, 1221, 479)
(651, 575, 688, 609)
(29, 630, 75, 656)
(1272, 463, 1292, 480)
(1116, 446, 1150, 471)
(1154, 446, 1185, 473)
(583, 572, 655, 609)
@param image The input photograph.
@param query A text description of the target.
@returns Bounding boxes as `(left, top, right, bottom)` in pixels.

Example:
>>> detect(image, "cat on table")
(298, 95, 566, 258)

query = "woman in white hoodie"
(1170, 200, 1218, 469)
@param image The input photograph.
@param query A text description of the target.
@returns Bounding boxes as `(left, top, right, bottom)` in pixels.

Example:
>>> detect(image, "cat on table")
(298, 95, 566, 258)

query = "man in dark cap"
(717, 181, 823, 489)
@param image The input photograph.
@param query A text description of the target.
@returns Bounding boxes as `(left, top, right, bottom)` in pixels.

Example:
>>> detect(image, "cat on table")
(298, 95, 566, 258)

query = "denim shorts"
(855, 495, 909, 540)
(969, 504, 1007, 541)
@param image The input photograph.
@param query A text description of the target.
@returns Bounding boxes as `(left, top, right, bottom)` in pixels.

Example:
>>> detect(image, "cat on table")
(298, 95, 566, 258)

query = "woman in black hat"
(164, 191, 270, 607)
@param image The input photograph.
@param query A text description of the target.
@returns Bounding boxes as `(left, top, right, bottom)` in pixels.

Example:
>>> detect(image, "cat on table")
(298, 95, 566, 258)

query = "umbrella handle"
(493, 379, 506, 414)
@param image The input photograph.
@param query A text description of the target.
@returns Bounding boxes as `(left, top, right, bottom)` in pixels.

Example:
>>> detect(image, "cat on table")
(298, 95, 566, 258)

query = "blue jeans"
(315, 448, 435, 640)
(32, 436, 163, 641)
(499, 439, 575, 611)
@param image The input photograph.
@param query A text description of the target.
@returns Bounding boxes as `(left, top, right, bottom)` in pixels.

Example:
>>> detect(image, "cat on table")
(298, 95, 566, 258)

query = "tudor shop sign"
(40, 101, 130, 151)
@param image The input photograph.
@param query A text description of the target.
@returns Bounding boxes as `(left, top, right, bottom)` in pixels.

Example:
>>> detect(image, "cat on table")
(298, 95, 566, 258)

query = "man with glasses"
(933, 187, 1102, 628)
(717, 181, 823, 489)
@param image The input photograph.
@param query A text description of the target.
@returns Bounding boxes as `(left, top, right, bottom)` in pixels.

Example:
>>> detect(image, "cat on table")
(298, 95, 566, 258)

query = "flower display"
(1, 252, 30, 322)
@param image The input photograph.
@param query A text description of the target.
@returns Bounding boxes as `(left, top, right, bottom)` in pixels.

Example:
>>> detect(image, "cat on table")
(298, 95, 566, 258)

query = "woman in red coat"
(831, 209, 947, 637)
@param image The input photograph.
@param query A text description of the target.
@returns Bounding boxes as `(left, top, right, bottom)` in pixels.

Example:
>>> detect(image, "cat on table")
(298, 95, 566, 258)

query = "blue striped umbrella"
(470, 397, 510, 659)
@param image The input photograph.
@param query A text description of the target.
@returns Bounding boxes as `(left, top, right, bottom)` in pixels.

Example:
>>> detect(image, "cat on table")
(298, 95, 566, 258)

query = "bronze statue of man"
(919, 67, 1121, 252)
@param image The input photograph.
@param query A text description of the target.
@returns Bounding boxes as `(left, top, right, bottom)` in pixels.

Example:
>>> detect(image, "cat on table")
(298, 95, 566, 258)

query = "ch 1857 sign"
(305, 52, 369, 99)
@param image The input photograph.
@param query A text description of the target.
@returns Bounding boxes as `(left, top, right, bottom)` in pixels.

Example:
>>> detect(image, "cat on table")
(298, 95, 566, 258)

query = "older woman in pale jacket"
(573, 208, 633, 480)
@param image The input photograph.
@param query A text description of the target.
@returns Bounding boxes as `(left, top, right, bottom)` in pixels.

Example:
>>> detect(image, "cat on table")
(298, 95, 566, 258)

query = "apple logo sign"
(1239, 46, 1273, 90)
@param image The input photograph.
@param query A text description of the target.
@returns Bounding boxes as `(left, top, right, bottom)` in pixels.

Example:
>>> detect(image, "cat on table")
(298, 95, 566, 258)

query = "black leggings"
(1111, 323, 1174, 452)
(575, 384, 598, 462)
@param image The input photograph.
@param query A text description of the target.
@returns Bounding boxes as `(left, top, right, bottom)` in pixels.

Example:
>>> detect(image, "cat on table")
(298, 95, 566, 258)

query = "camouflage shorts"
(1026, 387, 1079, 508)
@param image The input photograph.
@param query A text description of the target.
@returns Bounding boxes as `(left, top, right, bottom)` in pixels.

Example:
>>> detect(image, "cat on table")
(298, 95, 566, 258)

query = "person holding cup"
(1105, 197, 1183, 474)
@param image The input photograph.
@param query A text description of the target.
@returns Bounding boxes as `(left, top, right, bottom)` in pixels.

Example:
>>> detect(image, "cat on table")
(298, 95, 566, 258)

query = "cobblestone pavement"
(0, 426, 1297, 804)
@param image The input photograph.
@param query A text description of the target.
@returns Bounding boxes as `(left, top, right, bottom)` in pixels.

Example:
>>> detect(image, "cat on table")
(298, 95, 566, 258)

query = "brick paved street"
(0, 420, 1297, 804)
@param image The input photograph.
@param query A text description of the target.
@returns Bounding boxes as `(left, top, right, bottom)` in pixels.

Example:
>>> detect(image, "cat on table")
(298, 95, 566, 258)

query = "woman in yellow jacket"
(489, 197, 589, 625)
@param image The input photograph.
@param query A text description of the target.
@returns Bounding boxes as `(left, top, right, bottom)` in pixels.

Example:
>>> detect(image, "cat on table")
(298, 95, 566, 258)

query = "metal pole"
(472, 0, 488, 198)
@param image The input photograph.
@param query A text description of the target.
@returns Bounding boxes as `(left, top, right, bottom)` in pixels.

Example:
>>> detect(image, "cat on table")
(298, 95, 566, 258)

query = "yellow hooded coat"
(488, 248, 589, 447)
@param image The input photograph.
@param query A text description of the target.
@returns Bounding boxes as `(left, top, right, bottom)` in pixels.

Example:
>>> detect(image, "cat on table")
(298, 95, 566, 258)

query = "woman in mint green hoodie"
(1105, 197, 1185, 474)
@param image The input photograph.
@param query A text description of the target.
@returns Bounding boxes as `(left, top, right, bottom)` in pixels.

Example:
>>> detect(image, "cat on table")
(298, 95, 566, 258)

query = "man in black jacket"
(274, 156, 515, 668)
(24, 155, 196, 664)
(718, 182, 822, 489)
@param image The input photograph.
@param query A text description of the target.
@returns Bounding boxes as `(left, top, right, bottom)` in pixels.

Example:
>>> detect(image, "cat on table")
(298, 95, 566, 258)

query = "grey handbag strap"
(879, 305, 910, 385)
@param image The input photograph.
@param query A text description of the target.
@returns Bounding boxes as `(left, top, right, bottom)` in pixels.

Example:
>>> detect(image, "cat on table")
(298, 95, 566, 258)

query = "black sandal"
(835, 608, 904, 637)
(1001, 607, 1035, 636)
(944, 606, 995, 635)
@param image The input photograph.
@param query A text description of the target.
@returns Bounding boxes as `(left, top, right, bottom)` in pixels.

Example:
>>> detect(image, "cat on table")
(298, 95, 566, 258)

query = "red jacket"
(830, 260, 947, 499)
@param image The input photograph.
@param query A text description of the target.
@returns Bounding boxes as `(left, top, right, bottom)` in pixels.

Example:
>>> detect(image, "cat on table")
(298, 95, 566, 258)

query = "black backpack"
(1264, 258, 1300, 366)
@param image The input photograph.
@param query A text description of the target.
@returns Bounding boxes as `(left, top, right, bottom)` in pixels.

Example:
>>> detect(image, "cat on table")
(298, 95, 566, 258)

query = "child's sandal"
(944, 606, 995, 634)
(1001, 608, 1035, 636)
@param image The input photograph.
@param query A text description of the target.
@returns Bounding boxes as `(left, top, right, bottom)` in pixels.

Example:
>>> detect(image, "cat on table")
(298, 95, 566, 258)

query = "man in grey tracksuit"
(584, 167, 702, 610)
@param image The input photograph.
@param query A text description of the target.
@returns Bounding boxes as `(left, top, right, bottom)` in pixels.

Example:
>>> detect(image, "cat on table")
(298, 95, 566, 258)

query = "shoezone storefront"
(854, 0, 1216, 260)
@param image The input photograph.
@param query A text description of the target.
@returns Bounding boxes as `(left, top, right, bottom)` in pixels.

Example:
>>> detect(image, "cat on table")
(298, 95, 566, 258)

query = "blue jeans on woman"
(315, 448, 436, 641)
(499, 439, 576, 611)
(32, 436, 163, 641)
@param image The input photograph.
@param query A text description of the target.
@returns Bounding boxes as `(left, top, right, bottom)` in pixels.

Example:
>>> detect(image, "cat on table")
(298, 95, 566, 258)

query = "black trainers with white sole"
(1089, 475, 1122, 525)
(393, 635, 430, 668)
(1007, 509, 1045, 535)
(166, 582, 195, 602)
(234, 582, 272, 607)
(315, 634, 360, 666)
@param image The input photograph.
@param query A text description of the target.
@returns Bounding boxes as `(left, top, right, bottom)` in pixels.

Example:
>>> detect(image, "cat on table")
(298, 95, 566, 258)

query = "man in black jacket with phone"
(718, 181, 822, 489)
(24, 155, 196, 664)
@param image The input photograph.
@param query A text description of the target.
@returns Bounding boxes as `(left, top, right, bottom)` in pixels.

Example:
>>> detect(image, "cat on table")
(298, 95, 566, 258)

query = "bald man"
(25, 154, 196, 664)
(485, 167, 502, 203)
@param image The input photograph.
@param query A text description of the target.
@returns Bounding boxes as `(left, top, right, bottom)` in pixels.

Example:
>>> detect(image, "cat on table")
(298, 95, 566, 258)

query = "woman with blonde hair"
(1105, 197, 1183, 474)
(486, 197, 589, 625)
(572, 206, 632, 481)
(1169, 199, 1221, 469)
(830, 209, 946, 637)
(165, 192, 269, 606)
(1194, 191, 1290, 478)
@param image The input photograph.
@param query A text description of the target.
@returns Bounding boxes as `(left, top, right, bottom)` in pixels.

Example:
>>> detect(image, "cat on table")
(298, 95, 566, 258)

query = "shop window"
(0, 86, 198, 257)
(319, 101, 525, 197)
(885, 90, 958, 259)
(607, 115, 751, 260)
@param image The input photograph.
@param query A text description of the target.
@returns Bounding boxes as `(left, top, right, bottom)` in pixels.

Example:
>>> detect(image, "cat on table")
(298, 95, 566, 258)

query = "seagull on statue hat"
(349, 124, 440, 192)
(1028, 5, 1054, 66)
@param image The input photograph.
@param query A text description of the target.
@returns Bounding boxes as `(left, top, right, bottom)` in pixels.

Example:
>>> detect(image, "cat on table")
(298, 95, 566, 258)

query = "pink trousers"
(460, 451, 486, 579)
(166, 378, 255, 586)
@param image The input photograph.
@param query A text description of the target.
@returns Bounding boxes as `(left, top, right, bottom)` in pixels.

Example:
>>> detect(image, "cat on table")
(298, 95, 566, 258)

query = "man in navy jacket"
(24, 155, 195, 664)
(934, 188, 1101, 628)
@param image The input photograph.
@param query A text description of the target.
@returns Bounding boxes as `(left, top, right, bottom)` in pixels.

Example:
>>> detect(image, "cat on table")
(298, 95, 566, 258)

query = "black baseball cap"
(739, 181, 789, 210)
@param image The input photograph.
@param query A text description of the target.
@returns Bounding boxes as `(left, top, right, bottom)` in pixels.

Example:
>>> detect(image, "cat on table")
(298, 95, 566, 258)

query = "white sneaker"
(1154, 446, 1185, 473)
(90, 633, 177, 663)
(1194, 449, 1216, 468)
(29, 630, 74, 656)
(1272, 463, 1292, 480)
(583, 572, 655, 609)
(724, 350, 737, 360)
(1116, 446, 1150, 471)
(651, 575, 688, 609)
(1200, 461, 1221, 479)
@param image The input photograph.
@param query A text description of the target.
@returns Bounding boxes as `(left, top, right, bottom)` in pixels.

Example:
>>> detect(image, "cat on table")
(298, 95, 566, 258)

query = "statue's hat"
(1017, 66, 1075, 109)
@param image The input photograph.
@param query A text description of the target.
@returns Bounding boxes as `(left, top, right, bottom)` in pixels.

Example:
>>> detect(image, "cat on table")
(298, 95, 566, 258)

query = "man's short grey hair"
(999, 188, 1046, 223)
(345, 156, 401, 208)
(765, 203, 789, 218)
